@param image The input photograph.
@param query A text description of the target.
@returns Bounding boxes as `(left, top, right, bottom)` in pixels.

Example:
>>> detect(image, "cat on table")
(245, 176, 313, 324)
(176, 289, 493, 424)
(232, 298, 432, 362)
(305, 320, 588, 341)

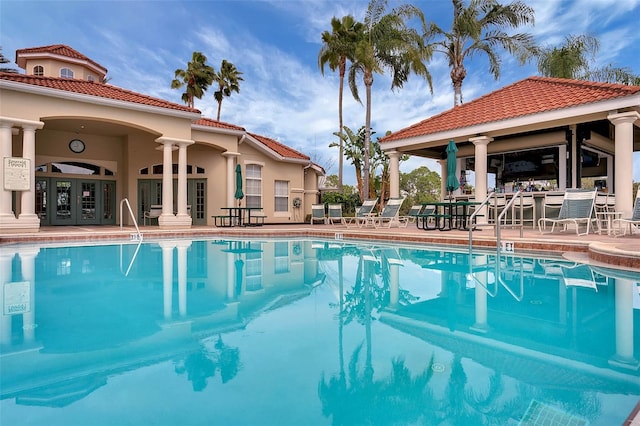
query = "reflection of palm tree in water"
(175, 335, 241, 391)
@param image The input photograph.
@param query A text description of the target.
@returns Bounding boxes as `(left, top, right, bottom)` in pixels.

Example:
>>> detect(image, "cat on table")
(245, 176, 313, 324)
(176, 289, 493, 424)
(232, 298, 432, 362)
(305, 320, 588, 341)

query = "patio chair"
(561, 263, 599, 292)
(310, 204, 326, 225)
(537, 189, 597, 236)
(143, 204, 162, 225)
(371, 198, 407, 228)
(614, 188, 640, 236)
(539, 191, 565, 231)
(403, 205, 422, 224)
(346, 198, 378, 228)
(327, 203, 346, 225)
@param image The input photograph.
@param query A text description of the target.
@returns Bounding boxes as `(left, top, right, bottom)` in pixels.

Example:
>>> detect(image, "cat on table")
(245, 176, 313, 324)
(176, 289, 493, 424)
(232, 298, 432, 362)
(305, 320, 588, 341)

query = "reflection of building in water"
(0, 239, 322, 406)
(382, 252, 640, 403)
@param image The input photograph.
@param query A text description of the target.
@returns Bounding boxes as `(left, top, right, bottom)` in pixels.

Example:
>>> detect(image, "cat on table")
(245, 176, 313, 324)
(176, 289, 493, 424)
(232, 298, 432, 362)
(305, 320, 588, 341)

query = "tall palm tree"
(537, 34, 598, 80)
(348, 0, 433, 200)
(213, 59, 243, 121)
(171, 51, 214, 108)
(424, 0, 537, 107)
(537, 34, 640, 85)
(319, 15, 364, 191)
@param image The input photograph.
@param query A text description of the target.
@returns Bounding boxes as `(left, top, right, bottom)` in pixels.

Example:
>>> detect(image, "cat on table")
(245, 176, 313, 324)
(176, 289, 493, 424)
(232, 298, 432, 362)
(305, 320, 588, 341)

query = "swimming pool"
(1, 238, 638, 425)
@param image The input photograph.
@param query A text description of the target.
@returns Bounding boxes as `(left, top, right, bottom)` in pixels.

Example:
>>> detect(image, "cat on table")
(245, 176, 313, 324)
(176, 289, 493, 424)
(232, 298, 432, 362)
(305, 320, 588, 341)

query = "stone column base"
(0, 215, 40, 233)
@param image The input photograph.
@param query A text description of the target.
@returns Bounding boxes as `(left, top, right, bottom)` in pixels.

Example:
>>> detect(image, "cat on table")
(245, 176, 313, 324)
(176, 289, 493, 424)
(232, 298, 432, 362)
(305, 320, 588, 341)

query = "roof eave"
(244, 134, 310, 163)
(382, 93, 640, 150)
(0, 79, 201, 120)
(191, 123, 246, 137)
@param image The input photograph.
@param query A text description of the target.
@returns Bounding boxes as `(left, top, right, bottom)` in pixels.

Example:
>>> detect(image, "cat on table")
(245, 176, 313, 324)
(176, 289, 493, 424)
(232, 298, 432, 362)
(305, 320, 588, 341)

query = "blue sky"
(2, 0, 639, 185)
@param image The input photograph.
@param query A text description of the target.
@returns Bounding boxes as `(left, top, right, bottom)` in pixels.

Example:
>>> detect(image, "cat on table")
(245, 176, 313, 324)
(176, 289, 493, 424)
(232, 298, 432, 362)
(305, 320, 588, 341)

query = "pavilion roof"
(381, 77, 640, 143)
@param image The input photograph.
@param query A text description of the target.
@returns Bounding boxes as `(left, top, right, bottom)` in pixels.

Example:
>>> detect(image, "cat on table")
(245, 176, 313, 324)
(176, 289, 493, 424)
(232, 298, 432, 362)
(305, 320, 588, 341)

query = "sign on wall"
(3, 281, 31, 315)
(3, 157, 31, 191)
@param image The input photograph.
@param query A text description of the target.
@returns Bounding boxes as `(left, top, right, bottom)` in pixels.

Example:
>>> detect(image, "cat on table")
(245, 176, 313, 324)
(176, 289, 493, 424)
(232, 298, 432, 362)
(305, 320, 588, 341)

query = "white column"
(222, 152, 240, 207)
(176, 240, 190, 317)
(0, 121, 15, 220)
(160, 242, 174, 320)
(608, 111, 639, 217)
(610, 278, 638, 369)
(471, 254, 489, 333)
(387, 150, 400, 199)
(470, 136, 493, 223)
(161, 141, 174, 218)
(19, 125, 39, 221)
(558, 144, 567, 191)
(19, 247, 39, 343)
(0, 251, 14, 345)
(176, 142, 188, 217)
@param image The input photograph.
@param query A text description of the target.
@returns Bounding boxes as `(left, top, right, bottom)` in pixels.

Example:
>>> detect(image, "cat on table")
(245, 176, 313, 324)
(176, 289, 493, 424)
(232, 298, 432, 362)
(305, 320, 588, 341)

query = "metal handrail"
(120, 198, 142, 241)
(468, 191, 495, 253)
(496, 190, 524, 256)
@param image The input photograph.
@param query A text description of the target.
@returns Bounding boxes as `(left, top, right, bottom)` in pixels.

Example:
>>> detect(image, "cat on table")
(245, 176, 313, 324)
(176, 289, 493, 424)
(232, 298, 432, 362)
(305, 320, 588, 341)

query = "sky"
(1, 0, 639, 185)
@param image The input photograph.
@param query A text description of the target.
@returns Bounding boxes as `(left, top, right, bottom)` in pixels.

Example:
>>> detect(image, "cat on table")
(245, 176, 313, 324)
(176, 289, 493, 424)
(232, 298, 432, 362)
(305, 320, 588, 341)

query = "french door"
(39, 178, 116, 226)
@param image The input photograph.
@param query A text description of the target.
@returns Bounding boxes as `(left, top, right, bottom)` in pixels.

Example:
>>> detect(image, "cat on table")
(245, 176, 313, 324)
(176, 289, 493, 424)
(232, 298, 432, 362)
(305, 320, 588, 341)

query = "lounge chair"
(403, 205, 422, 224)
(346, 198, 378, 228)
(371, 198, 407, 228)
(327, 203, 346, 225)
(614, 188, 640, 236)
(537, 189, 597, 236)
(310, 204, 326, 225)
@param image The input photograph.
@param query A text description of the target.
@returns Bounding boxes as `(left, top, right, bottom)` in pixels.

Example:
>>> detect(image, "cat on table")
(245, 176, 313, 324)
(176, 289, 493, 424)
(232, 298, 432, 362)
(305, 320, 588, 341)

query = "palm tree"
(213, 59, 243, 121)
(319, 15, 364, 191)
(424, 0, 537, 107)
(537, 34, 598, 80)
(348, 0, 433, 200)
(330, 125, 367, 202)
(537, 34, 640, 85)
(171, 51, 214, 108)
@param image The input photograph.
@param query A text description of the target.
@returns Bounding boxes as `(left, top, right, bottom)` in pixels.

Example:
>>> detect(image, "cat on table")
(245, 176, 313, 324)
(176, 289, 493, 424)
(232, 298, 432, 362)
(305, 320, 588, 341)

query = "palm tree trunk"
(338, 60, 346, 191)
(216, 100, 223, 121)
(363, 71, 373, 200)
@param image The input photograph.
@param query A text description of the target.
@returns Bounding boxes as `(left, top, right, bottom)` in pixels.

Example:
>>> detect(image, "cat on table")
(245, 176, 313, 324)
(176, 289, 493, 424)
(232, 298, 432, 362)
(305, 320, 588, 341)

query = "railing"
(120, 198, 142, 242)
(467, 191, 525, 302)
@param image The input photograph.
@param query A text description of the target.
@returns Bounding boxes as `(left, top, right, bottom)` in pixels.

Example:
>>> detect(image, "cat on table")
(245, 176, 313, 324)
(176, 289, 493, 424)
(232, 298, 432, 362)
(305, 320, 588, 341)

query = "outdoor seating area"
(213, 206, 265, 227)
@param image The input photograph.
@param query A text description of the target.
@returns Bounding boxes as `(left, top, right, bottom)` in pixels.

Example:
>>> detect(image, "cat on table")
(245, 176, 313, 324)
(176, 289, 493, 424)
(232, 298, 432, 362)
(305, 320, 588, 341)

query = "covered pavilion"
(380, 77, 640, 218)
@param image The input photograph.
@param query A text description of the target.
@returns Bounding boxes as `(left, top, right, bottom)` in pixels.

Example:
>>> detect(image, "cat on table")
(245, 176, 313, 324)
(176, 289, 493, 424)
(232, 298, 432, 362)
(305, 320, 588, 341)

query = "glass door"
(78, 180, 100, 225)
(51, 179, 74, 225)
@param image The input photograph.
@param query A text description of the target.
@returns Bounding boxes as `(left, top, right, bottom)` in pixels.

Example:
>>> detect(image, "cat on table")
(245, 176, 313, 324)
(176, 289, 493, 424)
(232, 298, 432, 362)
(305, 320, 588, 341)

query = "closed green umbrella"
(446, 140, 459, 195)
(234, 164, 244, 206)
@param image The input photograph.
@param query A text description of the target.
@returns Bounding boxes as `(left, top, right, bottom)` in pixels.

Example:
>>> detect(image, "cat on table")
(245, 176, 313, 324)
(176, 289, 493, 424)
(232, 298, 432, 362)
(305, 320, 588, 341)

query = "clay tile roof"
(248, 132, 310, 161)
(382, 76, 640, 143)
(193, 117, 245, 132)
(0, 72, 199, 114)
(16, 44, 107, 73)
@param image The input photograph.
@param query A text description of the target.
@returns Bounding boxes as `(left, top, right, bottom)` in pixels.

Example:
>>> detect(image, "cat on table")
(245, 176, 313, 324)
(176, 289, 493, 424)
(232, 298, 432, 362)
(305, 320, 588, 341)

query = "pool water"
(1, 238, 638, 426)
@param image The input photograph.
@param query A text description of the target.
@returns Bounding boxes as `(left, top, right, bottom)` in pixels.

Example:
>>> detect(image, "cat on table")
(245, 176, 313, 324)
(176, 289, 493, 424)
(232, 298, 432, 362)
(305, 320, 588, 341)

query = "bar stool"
(512, 192, 536, 229)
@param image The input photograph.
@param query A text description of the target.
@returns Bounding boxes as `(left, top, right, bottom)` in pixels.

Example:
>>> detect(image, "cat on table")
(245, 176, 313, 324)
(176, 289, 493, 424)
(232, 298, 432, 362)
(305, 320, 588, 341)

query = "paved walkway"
(2, 222, 639, 271)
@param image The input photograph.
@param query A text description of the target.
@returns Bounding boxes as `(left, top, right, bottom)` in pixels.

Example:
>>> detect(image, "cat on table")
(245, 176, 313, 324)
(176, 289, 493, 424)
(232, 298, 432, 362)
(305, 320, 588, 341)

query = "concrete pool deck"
(1, 222, 639, 271)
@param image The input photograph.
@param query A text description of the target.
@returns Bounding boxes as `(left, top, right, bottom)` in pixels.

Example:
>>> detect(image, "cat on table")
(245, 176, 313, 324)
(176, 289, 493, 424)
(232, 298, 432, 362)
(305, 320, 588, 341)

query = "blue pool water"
(0, 238, 638, 426)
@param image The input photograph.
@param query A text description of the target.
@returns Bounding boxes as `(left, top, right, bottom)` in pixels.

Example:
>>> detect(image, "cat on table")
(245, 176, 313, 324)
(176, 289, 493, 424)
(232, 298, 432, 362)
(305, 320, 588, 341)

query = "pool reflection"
(0, 239, 638, 425)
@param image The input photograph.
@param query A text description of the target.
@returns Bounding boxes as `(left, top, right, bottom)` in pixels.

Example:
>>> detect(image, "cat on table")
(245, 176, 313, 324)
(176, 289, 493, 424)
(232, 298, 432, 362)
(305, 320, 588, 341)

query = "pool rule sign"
(3, 157, 30, 191)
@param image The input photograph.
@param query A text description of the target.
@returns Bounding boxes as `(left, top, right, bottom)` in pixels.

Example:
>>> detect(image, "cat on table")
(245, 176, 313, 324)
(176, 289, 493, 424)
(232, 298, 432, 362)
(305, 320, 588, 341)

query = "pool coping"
(1, 224, 639, 272)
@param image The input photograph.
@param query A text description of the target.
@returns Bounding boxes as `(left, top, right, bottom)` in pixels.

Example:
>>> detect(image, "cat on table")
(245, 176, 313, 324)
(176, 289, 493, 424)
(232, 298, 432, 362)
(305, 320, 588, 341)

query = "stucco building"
(0, 44, 323, 232)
